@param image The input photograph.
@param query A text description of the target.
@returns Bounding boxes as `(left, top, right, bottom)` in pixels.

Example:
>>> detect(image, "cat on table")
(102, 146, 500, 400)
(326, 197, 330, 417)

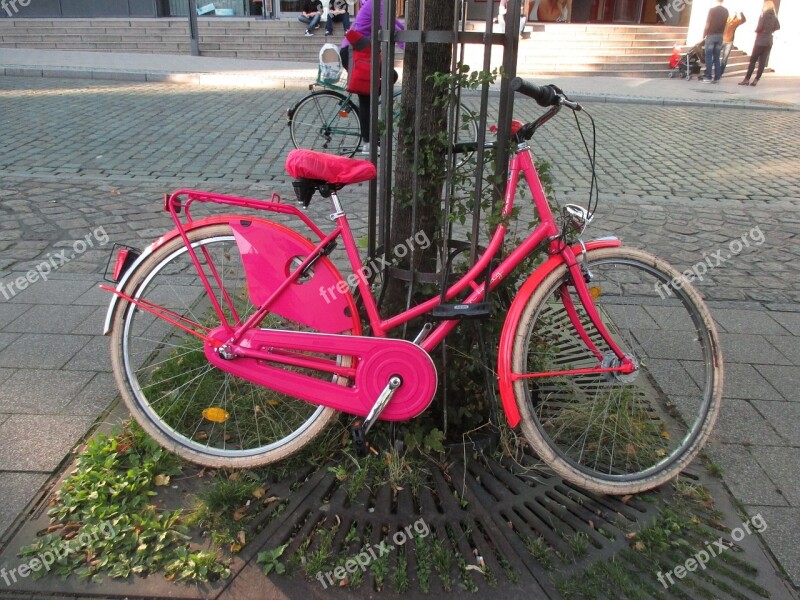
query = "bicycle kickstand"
(351, 376, 402, 457)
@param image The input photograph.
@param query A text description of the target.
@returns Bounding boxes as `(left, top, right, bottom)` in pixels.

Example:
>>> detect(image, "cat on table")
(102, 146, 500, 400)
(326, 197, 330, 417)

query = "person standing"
(739, 1, 781, 87)
(701, 0, 728, 83)
(720, 11, 746, 76)
(325, 0, 352, 36)
(298, 0, 323, 37)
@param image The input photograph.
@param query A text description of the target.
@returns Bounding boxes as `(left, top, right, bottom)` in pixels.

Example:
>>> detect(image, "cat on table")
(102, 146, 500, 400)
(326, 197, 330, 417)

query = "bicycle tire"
(289, 90, 362, 157)
(110, 223, 360, 469)
(509, 246, 723, 495)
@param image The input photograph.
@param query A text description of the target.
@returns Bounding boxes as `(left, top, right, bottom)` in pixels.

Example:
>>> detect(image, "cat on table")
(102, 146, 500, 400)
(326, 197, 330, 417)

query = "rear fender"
(497, 237, 621, 428)
(103, 216, 360, 336)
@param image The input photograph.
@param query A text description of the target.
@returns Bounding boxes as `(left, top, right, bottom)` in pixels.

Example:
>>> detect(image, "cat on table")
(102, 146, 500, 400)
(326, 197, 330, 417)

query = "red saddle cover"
(285, 149, 377, 185)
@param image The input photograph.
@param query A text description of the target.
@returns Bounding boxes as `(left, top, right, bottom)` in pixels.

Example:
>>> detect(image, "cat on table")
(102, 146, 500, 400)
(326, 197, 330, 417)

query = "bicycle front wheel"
(110, 224, 359, 469)
(289, 90, 362, 157)
(509, 246, 723, 495)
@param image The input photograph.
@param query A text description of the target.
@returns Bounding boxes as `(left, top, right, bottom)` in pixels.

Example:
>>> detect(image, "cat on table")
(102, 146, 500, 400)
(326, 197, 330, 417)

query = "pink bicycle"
(102, 79, 722, 495)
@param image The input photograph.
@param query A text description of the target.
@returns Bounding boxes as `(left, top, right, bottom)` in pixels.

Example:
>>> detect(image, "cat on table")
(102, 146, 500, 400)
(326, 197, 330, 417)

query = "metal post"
(188, 0, 200, 56)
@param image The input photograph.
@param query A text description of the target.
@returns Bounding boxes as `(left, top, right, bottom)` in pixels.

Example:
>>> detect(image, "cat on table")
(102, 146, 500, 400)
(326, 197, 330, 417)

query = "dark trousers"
(339, 46, 371, 143)
(744, 43, 772, 81)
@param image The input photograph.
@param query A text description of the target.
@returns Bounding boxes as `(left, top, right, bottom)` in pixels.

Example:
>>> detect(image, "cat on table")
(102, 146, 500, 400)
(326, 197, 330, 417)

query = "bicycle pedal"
(351, 419, 369, 457)
(430, 302, 492, 320)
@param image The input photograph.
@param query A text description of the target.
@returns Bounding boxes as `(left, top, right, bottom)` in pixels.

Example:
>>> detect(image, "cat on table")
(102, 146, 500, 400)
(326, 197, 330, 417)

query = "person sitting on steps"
(299, 0, 323, 36)
(325, 0, 351, 36)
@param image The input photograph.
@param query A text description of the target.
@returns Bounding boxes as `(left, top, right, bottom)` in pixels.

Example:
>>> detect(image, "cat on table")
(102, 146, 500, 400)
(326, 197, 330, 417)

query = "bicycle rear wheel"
(509, 246, 723, 495)
(289, 90, 362, 157)
(110, 224, 359, 469)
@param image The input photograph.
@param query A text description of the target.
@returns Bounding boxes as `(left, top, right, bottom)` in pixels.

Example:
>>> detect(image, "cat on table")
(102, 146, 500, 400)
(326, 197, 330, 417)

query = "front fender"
(102, 216, 360, 337)
(497, 237, 621, 428)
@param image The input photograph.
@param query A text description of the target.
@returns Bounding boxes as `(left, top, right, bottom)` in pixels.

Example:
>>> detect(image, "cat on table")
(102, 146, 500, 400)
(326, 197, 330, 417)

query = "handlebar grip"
(509, 77, 559, 107)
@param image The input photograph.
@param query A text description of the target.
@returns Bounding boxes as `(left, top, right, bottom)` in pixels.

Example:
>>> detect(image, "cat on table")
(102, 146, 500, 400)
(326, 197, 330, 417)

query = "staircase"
(0, 18, 753, 78)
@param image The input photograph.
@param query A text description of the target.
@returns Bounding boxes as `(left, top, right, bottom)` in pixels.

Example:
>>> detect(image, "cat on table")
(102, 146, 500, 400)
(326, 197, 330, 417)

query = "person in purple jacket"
(340, 0, 404, 154)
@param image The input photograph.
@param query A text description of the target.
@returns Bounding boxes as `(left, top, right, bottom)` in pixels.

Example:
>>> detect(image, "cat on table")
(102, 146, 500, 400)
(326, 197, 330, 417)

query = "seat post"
(328, 189, 345, 219)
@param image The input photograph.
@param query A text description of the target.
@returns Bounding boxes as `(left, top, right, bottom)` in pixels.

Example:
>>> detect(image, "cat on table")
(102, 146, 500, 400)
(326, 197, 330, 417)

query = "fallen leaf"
(154, 474, 170, 486)
(625, 532, 637, 540)
(252, 487, 266, 499)
(232, 508, 247, 521)
(237, 530, 246, 545)
(633, 541, 646, 552)
(228, 472, 241, 481)
(588, 520, 595, 529)
(621, 494, 633, 504)
(263, 496, 281, 505)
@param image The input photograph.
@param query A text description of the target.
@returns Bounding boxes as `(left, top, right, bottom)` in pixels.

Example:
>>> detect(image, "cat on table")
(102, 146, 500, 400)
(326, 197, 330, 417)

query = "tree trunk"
(384, 0, 455, 314)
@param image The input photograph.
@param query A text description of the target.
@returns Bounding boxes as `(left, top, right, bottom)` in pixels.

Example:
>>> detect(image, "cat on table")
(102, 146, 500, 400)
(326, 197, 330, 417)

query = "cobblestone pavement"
(0, 75, 799, 591)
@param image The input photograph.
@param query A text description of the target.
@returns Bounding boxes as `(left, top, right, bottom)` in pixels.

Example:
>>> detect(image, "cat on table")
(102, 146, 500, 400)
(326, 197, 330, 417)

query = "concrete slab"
(713, 308, 791, 335)
(751, 446, 800, 507)
(720, 362, 785, 401)
(705, 444, 788, 507)
(0, 333, 90, 370)
(4, 303, 96, 334)
(65, 373, 119, 416)
(753, 401, 800, 446)
(0, 414, 96, 472)
(754, 365, 800, 401)
(765, 336, 800, 367)
(4, 278, 98, 305)
(62, 335, 111, 372)
(719, 333, 794, 365)
(0, 369, 94, 414)
(0, 472, 48, 542)
(745, 506, 800, 587)
(712, 398, 783, 446)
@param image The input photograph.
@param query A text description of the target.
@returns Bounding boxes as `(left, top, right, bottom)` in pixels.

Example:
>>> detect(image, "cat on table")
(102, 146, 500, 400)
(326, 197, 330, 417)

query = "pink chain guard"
(229, 219, 355, 334)
(204, 328, 438, 421)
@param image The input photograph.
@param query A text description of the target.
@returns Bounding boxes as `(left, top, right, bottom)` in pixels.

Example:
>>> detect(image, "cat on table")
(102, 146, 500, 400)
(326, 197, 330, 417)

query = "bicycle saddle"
(285, 149, 377, 186)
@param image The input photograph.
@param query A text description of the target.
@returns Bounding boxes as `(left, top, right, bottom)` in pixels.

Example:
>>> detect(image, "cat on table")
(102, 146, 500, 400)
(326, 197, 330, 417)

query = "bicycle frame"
(102, 139, 633, 424)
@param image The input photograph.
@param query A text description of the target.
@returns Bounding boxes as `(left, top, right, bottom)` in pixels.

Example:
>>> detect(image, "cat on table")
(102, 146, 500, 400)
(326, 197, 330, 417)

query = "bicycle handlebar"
(510, 77, 582, 112)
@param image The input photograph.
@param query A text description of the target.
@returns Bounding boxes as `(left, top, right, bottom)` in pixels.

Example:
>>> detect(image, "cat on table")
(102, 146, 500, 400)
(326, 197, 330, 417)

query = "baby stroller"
(668, 41, 703, 80)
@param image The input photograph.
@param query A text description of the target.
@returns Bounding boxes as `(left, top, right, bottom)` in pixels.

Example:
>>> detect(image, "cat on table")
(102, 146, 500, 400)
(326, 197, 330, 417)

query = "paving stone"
(0, 472, 49, 542)
(718, 333, 794, 366)
(0, 332, 19, 353)
(764, 335, 800, 367)
(0, 414, 96, 472)
(712, 309, 791, 335)
(0, 368, 13, 386)
(750, 447, 800, 506)
(62, 335, 112, 372)
(0, 303, 29, 327)
(0, 369, 94, 414)
(770, 311, 800, 336)
(745, 506, 800, 587)
(4, 279, 98, 306)
(711, 398, 783, 446)
(4, 304, 96, 335)
(705, 444, 787, 507)
(754, 365, 799, 401)
(719, 362, 784, 401)
(753, 401, 800, 446)
(65, 372, 119, 416)
(0, 333, 90, 369)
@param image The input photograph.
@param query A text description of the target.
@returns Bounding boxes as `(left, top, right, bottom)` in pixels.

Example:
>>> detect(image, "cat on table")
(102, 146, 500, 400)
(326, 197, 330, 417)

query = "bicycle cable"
(570, 104, 600, 221)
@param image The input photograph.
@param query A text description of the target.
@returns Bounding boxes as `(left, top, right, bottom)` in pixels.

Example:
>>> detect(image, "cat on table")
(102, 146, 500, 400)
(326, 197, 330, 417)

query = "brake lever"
(560, 96, 583, 112)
